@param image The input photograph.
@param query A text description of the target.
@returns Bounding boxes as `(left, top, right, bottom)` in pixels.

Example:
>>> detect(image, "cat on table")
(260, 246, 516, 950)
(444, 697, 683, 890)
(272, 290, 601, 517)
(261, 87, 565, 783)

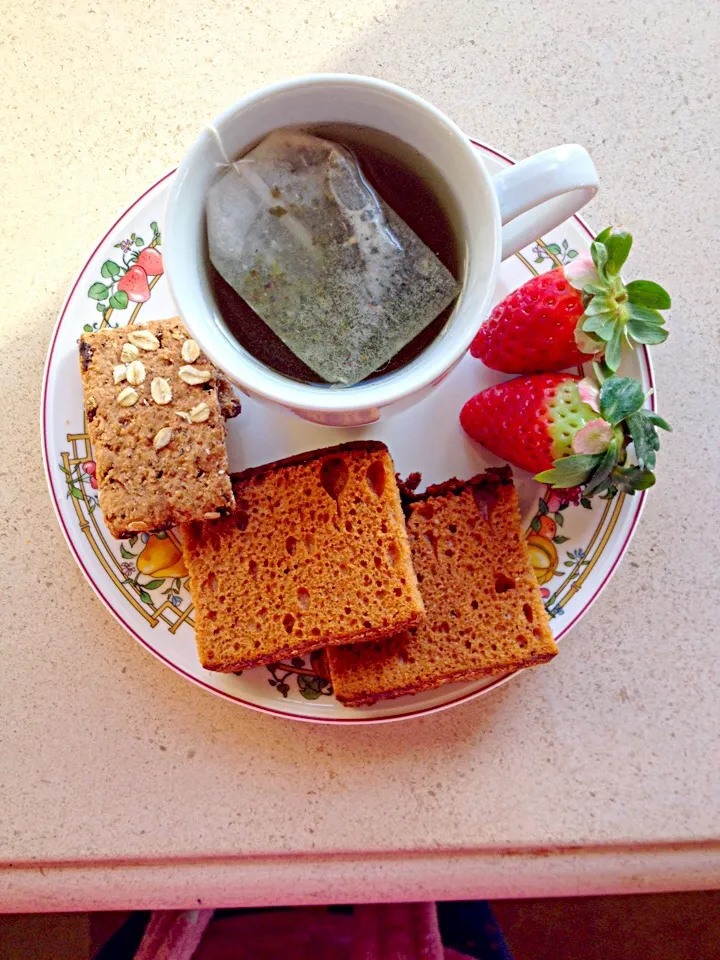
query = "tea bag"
(207, 130, 459, 385)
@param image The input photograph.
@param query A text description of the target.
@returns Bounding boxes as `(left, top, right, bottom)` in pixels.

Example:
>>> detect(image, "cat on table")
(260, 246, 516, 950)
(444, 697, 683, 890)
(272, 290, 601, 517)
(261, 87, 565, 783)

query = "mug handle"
(492, 145, 599, 260)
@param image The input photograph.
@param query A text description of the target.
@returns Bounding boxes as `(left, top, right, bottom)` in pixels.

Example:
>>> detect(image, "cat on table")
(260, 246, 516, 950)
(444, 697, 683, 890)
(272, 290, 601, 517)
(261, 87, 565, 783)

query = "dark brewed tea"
(210, 123, 462, 385)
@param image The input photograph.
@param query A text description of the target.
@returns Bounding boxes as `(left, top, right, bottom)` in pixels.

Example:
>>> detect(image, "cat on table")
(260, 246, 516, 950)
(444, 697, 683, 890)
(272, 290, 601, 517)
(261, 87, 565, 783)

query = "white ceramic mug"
(165, 74, 598, 426)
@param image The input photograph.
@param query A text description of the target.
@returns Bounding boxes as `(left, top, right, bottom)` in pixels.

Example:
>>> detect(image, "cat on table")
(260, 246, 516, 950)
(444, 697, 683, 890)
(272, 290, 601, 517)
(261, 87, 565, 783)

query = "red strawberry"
(117, 265, 150, 303)
(136, 247, 164, 277)
(460, 371, 671, 496)
(470, 228, 671, 374)
(472, 268, 595, 373)
(461, 373, 591, 474)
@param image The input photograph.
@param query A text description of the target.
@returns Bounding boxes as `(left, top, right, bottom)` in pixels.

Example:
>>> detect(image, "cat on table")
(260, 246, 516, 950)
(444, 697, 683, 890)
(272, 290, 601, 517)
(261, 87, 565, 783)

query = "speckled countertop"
(1, 0, 719, 911)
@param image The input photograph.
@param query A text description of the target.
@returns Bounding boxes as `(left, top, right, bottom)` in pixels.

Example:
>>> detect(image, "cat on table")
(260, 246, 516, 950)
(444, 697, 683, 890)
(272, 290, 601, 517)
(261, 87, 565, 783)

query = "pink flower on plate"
(572, 418, 614, 455)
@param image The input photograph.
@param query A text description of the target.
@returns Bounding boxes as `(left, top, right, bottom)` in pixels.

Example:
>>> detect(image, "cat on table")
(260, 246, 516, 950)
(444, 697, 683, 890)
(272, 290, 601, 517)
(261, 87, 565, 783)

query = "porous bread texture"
(181, 442, 424, 672)
(327, 468, 557, 706)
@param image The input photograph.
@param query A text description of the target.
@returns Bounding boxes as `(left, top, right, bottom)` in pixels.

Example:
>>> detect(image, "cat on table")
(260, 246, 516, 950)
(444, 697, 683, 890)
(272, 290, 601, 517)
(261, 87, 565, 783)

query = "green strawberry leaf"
(150, 221, 159, 234)
(535, 453, 602, 488)
(604, 232, 632, 276)
(135, 237, 144, 247)
(625, 279, 671, 309)
(95, 302, 106, 313)
(583, 438, 621, 496)
(88, 282, 109, 301)
(582, 282, 609, 297)
(612, 466, 656, 494)
(626, 412, 661, 470)
(600, 376, 645, 425)
(594, 226, 613, 245)
(626, 317, 669, 345)
(644, 410, 672, 432)
(584, 295, 616, 316)
(604, 324, 624, 371)
(590, 240, 609, 280)
(592, 360, 612, 384)
(626, 303, 666, 326)
(101, 259, 121, 279)
(583, 313, 616, 340)
(109, 290, 129, 310)
(83, 323, 94, 333)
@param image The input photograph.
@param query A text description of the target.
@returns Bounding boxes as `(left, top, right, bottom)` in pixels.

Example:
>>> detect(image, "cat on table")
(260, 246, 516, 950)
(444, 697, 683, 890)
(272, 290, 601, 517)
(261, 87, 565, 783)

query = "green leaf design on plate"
(96, 302, 106, 313)
(88, 282, 109, 301)
(297, 675, 328, 700)
(101, 260, 121, 279)
(70, 487, 83, 499)
(143, 579, 165, 591)
(109, 290, 129, 310)
(135, 237, 144, 247)
(120, 544, 135, 559)
(83, 323, 94, 332)
(139, 590, 152, 604)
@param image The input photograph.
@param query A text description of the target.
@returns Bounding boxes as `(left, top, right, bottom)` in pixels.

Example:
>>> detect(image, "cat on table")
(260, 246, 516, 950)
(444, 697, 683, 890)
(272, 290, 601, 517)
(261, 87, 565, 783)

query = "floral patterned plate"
(41, 142, 654, 723)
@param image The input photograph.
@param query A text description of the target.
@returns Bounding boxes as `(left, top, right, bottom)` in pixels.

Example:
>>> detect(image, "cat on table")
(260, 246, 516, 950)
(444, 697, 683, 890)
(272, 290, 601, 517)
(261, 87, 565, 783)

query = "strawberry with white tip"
(460, 367, 671, 497)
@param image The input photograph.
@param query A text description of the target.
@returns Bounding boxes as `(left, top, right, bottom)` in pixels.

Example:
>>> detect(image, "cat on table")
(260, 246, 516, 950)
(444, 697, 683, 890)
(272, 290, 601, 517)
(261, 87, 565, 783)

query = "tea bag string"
(206, 123, 319, 259)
